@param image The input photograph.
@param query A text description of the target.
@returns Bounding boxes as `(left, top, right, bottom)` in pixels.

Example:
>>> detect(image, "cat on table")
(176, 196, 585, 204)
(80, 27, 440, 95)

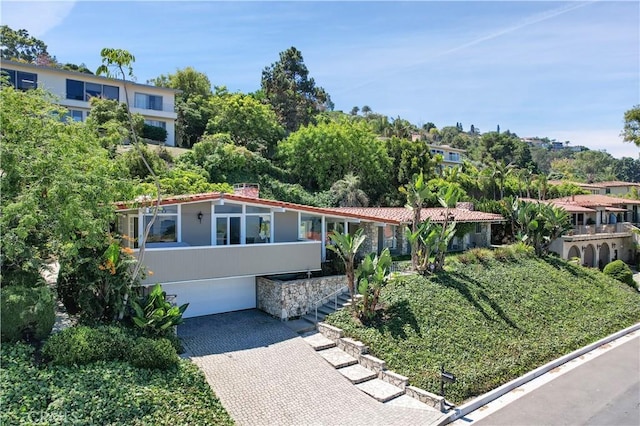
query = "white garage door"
(160, 276, 256, 318)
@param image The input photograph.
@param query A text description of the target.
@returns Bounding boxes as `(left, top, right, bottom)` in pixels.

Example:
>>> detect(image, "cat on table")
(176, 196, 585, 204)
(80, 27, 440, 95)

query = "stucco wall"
(257, 275, 346, 320)
(274, 211, 299, 242)
(181, 202, 211, 246)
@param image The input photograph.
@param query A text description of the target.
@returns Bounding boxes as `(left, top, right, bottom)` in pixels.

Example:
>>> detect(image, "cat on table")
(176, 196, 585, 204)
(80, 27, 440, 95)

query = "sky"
(2, 0, 639, 159)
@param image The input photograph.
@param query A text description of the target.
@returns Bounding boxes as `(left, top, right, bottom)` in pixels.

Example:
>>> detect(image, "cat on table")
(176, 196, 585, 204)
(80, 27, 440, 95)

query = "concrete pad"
(386, 394, 439, 411)
(303, 333, 336, 351)
(338, 364, 378, 384)
(356, 378, 405, 402)
(317, 346, 358, 368)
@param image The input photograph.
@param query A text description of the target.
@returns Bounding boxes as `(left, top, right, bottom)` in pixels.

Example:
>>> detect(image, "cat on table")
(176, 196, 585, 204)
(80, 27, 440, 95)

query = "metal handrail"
(313, 284, 348, 323)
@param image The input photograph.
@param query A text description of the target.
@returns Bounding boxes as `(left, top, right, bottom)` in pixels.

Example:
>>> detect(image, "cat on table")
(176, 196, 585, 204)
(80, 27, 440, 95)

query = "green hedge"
(142, 123, 167, 142)
(130, 337, 179, 369)
(603, 260, 636, 289)
(1, 285, 55, 342)
(42, 325, 134, 365)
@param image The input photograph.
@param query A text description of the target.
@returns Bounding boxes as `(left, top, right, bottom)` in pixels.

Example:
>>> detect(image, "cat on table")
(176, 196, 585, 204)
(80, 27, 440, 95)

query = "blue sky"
(2, 0, 639, 158)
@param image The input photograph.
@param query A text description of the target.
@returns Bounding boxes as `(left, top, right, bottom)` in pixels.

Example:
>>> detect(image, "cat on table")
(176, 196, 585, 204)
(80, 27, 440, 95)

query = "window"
(1, 69, 37, 90)
(135, 93, 163, 111)
(69, 110, 83, 122)
(383, 225, 397, 249)
(143, 205, 178, 243)
(66, 79, 119, 101)
(448, 152, 460, 162)
(299, 214, 322, 241)
(144, 119, 166, 129)
(475, 223, 482, 234)
(215, 203, 242, 245)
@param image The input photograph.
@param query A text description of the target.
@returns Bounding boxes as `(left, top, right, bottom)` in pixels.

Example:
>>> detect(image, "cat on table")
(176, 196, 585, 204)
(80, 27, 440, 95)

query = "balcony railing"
(566, 222, 629, 236)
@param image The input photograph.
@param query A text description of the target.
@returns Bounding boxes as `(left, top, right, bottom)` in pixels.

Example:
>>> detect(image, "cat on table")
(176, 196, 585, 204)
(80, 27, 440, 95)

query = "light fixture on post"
(581, 246, 586, 252)
(197, 212, 203, 223)
(612, 243, 616, 249)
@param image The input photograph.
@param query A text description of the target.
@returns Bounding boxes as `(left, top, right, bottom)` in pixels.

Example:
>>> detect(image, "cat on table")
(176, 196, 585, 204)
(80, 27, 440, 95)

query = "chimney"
(455, 202, 474, 211)
(233, 183, 260, 198)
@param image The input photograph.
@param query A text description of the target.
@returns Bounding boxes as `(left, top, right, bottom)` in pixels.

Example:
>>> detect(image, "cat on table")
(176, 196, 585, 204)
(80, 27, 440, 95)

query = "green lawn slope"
(327, 255, 640, 404)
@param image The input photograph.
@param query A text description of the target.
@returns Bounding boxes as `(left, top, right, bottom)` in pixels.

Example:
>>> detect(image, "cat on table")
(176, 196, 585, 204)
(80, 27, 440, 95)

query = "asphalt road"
(475, 335, 640, 426)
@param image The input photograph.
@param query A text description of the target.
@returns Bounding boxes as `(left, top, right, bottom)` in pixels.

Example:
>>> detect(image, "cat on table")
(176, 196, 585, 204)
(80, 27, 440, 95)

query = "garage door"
(160, 276, 256, 318)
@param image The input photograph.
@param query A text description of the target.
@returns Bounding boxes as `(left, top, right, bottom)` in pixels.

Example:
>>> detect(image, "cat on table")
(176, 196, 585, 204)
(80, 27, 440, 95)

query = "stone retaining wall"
(257, 275, 346, 320)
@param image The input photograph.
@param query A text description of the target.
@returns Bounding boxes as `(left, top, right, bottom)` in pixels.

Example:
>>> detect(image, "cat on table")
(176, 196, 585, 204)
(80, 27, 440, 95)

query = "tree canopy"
(622, 105, 640, 147)
(0, 25, 49, 63)
(261, 46, 332, 133)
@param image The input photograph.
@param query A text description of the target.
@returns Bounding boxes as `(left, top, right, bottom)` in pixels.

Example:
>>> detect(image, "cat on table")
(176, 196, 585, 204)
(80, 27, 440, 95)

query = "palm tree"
(326, 228, 366, 301)
(330, 173, 369, 207)
(361, 105, 372, 116)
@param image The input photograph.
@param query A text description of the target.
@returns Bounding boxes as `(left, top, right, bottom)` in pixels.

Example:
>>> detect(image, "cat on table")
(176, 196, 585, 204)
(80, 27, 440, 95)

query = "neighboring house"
(427, 144, 465, 169)
(115, 187, 504, 318)
(543, 194, 640, 267)
(1, 60, 179, 146)
(549, 180, 640, 196)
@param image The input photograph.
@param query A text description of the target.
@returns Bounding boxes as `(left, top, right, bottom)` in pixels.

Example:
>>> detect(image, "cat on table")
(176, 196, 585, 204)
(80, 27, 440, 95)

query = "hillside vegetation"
(327, 254, 640, 404)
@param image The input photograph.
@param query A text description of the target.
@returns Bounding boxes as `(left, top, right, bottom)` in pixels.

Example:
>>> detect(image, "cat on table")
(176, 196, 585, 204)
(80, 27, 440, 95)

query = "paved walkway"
(179, 309, 443, 426)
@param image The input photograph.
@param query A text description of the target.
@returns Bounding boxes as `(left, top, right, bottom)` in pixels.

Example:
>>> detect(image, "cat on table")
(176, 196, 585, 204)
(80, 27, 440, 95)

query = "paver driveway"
(179, 309, 443, 426)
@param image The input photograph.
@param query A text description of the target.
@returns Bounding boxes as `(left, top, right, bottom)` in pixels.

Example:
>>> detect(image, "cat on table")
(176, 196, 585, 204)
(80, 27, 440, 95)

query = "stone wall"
(257, 275, 346, 320)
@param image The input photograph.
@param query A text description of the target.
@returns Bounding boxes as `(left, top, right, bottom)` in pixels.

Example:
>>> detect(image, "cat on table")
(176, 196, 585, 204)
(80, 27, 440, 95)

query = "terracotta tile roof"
(115, 192, 403, 224)
(115, 192, 504, 224)
(547, 194, 640, 207)
(334, 207, 504, 223)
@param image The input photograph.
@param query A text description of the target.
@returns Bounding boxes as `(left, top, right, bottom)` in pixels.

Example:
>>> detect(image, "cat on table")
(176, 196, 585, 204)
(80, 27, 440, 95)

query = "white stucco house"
(1, 60, 179, 146)
(115, 186, 504, 318)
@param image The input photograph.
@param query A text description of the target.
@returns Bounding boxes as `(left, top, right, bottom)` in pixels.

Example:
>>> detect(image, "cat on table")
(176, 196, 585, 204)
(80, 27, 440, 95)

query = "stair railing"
(313, 284, 348, 323)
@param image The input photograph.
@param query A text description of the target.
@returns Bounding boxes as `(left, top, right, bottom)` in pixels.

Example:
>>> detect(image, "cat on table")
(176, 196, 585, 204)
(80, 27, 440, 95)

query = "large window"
(143, 205, 178, 243)
(134, 93, 163, 111)
(246, 206, 271, 244)
(299, 214, 322, 241)
(1, 68, 37, 90)
(144, 119, 166, 129)
(383, 225, 397, 249)
(66, 79, 119, 101)
(215, 203, 242, 245)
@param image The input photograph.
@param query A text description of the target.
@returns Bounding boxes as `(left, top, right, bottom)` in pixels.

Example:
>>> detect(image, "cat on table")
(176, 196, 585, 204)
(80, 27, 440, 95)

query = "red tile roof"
(547, 194, 640, 207)
(115, 192, 504, 224)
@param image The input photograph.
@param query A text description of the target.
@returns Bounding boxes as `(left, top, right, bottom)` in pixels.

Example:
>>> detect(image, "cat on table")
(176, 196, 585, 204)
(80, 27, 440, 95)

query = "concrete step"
(284, 318, 316, 334)
(302, 312, 325, 324)
(317, 304, 337, 316)
(384, 394, 439, 411)
(337, 364, 378, 384)
(303, 333, 336, 351)
(317, 347, 358, 369)
(356, 378, 405, 403)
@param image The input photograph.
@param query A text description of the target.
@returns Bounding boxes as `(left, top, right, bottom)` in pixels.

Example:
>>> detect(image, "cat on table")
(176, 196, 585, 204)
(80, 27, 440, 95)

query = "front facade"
(1, 60, 179, 146)
(116, 190, 504, 318)
(545, 194, 640, 267)
(427, 144, 465, 169)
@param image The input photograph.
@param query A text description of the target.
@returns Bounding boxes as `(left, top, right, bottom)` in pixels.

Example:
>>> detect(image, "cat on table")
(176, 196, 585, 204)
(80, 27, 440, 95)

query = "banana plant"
(356, 248, 392, 320)
(130, 283, 189, 336)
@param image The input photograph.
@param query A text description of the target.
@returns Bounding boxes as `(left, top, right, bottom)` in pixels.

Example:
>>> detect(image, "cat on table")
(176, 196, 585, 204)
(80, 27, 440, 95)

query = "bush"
(142, 123, 168, 142)
(130, 337, 179, 370)
(1, 285, 55, 342)
(42, 325, 134, 365)
(0, 268, 46, 288)
(603, 260, 636, 288)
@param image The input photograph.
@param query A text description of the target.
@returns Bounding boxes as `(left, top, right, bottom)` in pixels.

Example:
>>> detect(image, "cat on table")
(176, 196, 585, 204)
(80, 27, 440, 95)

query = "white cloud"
(1, 1, 76, 38)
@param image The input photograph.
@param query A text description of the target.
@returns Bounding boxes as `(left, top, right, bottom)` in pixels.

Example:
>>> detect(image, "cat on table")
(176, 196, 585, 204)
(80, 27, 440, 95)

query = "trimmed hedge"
(42, 325, 134, 365)
(1, 285, 55, 342)
(142, 123, 167, 142)
(603, 260, 636, 289)
(130, 337, 179, 370)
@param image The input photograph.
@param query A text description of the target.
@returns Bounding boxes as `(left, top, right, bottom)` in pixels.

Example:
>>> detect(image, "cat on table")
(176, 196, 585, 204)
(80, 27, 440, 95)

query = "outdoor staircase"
(301, 290, 356, 325)
(303, 327, 445, 411)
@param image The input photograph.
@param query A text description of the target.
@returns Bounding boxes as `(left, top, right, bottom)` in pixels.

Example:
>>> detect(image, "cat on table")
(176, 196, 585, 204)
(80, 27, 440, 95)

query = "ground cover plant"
(326, 249, 640, 404)
(1, 342, 234, 425)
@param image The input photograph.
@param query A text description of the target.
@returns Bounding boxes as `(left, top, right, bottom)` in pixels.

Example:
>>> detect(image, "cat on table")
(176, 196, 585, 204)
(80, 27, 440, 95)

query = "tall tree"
(622, 105, 640, 147)
(148, 67, 214, 147)
(261, 46, 331, 132)
(0, 25, 49, 63)
(206, 90, 284, 157)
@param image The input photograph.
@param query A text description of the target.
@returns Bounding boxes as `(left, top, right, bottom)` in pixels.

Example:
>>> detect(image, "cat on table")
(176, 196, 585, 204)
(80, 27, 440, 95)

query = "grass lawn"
(1, 342, 234, 425)
(326, 255, 640, 404)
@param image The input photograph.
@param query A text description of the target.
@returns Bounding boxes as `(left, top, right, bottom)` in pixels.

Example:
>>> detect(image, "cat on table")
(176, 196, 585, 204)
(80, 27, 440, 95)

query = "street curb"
(435, 322, 640, 426)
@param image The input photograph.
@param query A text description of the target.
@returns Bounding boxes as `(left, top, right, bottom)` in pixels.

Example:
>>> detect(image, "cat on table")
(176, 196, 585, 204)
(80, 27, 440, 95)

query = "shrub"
(130, 284, 189, 338)
(42, 325, 135, 365)
(0, 268, 46, 288)
(142, 123, 168, 142)
(130, 337, 179, 370)
(603, 260, 636, 289)
(0, 285, 55, 342)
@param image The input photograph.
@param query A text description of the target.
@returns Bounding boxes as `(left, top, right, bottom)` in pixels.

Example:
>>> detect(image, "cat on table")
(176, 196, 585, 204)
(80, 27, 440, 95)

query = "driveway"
(179, 309, 442, 426)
